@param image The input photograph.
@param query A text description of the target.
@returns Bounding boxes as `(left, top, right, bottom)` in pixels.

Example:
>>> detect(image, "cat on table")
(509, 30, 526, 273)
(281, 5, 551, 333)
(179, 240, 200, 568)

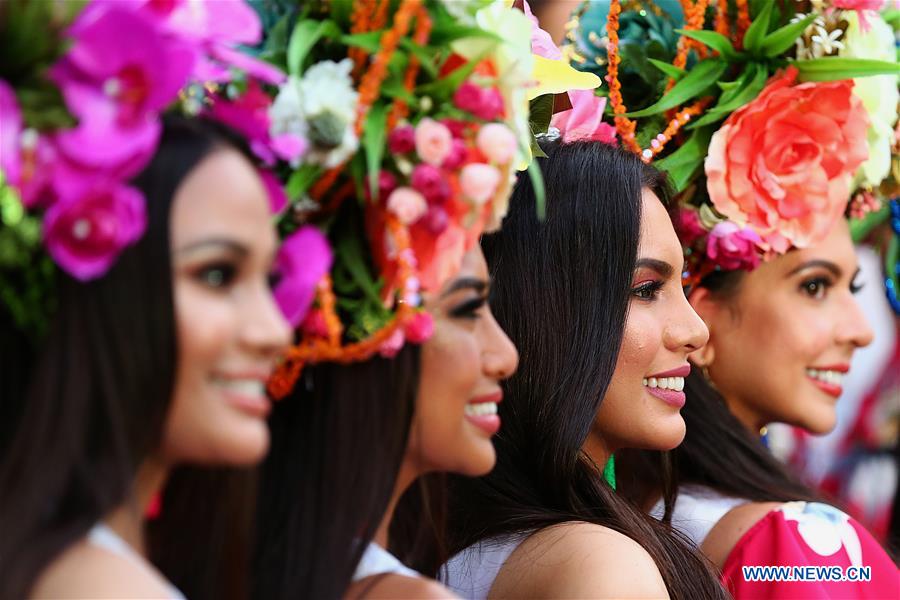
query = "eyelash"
(631, 280, 664, 301)
(850, 279, 864, 294)
(449, 297, 487, 319)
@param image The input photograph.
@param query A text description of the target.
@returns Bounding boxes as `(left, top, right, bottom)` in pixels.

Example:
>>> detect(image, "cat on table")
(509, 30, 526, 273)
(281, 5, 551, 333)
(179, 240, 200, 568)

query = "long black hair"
(0, 117, 261, 599)
(408, 141, 726, 599)
(251, 343, 420, 600)
(618, 269, 822, 514)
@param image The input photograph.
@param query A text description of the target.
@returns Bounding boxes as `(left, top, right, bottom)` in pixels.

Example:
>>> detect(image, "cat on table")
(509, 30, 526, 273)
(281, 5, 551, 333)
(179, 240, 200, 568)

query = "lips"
(805, 364, 849, 399)
(465, 390, 502, 436)
(643, 365, 689, 408)
(212, 374, 271, 418)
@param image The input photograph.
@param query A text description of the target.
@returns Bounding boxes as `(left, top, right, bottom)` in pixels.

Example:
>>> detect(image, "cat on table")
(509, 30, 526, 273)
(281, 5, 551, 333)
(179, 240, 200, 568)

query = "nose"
(836, 291, 874, 350)
(482, 310, 519, 381)
(666, 292, 710, 354)
(241, 282, 293, 359)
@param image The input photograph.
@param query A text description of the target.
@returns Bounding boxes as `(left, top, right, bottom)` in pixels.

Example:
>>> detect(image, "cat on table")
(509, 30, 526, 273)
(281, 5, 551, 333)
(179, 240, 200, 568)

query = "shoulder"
(348, 573, 459, 599)
(31, 540, 175, 599)
(490, 522, 669, 599)
(701, 501, 782, 568)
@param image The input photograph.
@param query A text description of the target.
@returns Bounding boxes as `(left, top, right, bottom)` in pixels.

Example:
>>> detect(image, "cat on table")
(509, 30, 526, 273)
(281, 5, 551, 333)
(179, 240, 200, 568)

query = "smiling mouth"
(212, 377, 271, 417)
(805, 368, 846, 398)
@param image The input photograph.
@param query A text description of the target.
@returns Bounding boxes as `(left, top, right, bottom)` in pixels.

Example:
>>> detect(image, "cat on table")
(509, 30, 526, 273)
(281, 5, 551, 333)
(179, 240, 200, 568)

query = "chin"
(795, 405, 837, 435)
(458, 442, 497, 477)
(217, 424, 271, 466)
(644, 417, 686, 451)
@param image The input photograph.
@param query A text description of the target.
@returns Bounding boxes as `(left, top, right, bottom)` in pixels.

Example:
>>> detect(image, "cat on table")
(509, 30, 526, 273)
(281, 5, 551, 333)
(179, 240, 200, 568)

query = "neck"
(723, 395, 767, 435)
(373, 456, 421, 549)
(583, 426, 614, 472)
(103, 456, 170, 556)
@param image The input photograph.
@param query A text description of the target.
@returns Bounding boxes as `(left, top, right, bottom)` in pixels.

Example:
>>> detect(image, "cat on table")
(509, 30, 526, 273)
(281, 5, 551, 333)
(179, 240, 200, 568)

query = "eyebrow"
(441, 276, 488, 298)
(787, 259, 842, 278)
(634, 258, 676, 278)
(174, 238, 249, 257)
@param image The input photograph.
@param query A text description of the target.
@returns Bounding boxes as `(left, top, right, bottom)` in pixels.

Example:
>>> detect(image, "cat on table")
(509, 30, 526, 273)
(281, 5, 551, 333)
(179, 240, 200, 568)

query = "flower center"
(72, 218, 92, 241)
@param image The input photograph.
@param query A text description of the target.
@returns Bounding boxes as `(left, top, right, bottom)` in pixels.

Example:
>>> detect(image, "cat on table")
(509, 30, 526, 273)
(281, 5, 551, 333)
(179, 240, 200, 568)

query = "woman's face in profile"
(407, 245, 519, 477)
(163, 148, 290, 467)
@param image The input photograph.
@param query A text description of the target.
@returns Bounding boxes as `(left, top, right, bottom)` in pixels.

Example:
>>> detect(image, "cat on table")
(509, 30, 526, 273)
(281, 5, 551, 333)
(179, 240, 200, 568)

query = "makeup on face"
(464, 390, 503, 436)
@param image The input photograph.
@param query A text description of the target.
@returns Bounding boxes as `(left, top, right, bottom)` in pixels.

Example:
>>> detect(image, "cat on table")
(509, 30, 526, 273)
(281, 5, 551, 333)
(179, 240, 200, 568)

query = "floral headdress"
(0, 0, 331, 336)
(565, 0, 899, 295)
(251, 0, 599, 397)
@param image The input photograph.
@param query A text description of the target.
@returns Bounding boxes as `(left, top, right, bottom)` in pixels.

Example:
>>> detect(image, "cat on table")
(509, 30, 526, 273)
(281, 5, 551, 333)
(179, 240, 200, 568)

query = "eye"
(800, 277, 831, 300)
(631, 280, 664, 302)
(849, 278, 864, 295)
(449, 296, 487, 319)
(196, 263, 237, 289)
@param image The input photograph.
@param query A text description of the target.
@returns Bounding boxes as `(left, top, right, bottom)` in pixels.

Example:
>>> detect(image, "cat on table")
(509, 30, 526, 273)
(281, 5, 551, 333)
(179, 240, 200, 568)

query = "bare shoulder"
(701, 501, 782, 568)
(348, 573, 459, 599)
(489, 522, 669, 599)
(31, 540, 174, 599)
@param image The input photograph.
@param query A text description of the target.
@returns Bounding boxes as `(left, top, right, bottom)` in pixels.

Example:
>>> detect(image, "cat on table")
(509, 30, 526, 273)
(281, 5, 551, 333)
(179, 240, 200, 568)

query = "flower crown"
(252, 0, 599, 398)
(565, 0, 899, 287)
(0, 0, 330, 334)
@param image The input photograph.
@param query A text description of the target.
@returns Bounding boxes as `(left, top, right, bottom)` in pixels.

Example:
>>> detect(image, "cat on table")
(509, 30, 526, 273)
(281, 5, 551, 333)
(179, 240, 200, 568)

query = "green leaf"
(416, 52, 482, 98)
(762, 13, 816, 58)
(648, 58, 686, 81)
(529, 94, 555, 136)
(340, 31, 383, 53)
(625, 59, 727, 117)
(399, 38, 438, 78)
(675, 29, 738, 60)
(689, 64, 767, 128)
(527, 156, 546, 221)
(793, 57, 900, 81)
(288, 19, 339, 75)
(744, 1, 774, 54)
(849, 202, 889, 243)
(653, 128, 713, 192)
(285, 164, 323, 201)
(428, 23, 502, 46)
(362, 102, 388, 201)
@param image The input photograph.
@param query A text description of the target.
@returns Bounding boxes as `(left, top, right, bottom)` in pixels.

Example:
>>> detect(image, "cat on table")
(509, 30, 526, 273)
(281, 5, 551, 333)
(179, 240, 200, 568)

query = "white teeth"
(806, 369, 844, 386)
(642, 376, 684, 391)
(465, 402, 498, 417)
(213, 378, 265, 397)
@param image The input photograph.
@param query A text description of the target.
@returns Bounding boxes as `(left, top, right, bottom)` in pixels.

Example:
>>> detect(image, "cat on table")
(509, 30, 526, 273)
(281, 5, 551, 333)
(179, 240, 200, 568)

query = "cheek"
(610, 311, 660, 390)
(418, 324, 481, 418)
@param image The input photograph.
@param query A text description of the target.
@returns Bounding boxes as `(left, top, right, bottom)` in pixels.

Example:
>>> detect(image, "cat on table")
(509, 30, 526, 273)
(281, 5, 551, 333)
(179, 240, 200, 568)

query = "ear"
(687, 286, 718, 368)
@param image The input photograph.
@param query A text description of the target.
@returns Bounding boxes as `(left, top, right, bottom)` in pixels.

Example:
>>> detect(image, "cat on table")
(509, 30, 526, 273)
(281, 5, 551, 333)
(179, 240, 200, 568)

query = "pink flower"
(524, 0, 562, 60)
(273, 225, 333, 327)
(674, 208, 707, 247)
(550, 90, 617, 145)
(366, 170, 398, 203)
(387, 187, 428, 224)
(442, 119, 468, 139)
(705, 221, 763, 271)
(460, 163, 501, 205)
(301, 309, 329, 338)
(205, 82, 277, 164)
(259, 169, 287, 214)
(404, 311, 434, 344)
(442, 139, 468, 170)
(423, 205, 449, 234)
(414, 118, 453, 166)
(378, 328, 405, 358)
(705, 68, 869, 252)
(476, 88, 504, 121)
(453, 82, 484, 115)
(0, 80, 22, 185)
(43, 179, 147, 281)
(270, 133, 308, 165)
(411, 164, 451, 205)
(476, 123, 517, 165)
(388, 125, 416, 154)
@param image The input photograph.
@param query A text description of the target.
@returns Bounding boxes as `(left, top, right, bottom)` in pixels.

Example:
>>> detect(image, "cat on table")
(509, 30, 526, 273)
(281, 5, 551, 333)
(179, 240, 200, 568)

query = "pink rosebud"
(379, 328, 405, 358)
(705, 221, 762, 271)
(43, 180, 147, 281)
(388, 125, 416, 154)
(274, 226, 333, 327)
(442, 139, 467, 170)
(404, 311, 435, 344)
(423, 205, 449, 234)
(476, 123, 516, 165)
(675, 208, 706, 247)
(452, 81, 483, 115)
(387, 187, 428, 224)
(460, 163, 501, 205)
(365, 170, 399, 203)
(442, 119, 468, 139)
(414, 118, 452, 166)
(410, 164, 451, 205)
(475, 88, 504, 121)
(301, 309, 329, 338)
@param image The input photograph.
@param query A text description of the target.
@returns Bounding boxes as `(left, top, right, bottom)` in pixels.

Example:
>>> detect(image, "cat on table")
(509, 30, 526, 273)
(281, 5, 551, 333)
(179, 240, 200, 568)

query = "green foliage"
(794, 57, 900, 82)
(625, 59, 727, 117)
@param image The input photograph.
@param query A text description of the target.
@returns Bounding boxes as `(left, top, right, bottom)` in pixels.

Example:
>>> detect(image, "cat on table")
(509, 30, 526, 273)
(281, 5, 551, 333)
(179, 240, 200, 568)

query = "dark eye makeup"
(449, 295, 488, 319)
(631, 279, 664, 301)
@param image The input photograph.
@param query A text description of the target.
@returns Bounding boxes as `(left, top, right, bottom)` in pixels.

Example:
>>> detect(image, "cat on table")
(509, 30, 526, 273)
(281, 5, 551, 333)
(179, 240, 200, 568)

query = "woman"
(425, 140, 727, 599)
(0, 114, 296, 598)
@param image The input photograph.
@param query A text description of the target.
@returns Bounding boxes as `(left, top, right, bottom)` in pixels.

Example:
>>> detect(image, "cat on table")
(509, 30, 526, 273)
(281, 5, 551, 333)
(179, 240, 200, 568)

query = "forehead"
(768, 219, 856, 276)
(170, 149, 272, 246)
(455, 245, 488, 280)
(637, 188, 681, 262)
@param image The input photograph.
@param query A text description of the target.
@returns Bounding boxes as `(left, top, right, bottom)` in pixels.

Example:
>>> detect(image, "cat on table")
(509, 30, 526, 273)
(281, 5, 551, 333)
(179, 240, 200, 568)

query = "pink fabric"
(721, 504, 899, 598)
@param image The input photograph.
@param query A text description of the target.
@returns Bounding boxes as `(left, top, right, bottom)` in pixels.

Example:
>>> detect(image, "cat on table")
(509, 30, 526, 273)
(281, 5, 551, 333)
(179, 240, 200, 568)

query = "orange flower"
(705, 67, 869, 252)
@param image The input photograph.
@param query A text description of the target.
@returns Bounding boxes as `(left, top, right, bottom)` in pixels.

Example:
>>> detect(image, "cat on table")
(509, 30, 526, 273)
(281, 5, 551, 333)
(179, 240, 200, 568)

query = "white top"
(650, 485, 746, 546)
(441, 535, 527, 600)
(86, 523, 185, 599)
(352, 542, 420, 582)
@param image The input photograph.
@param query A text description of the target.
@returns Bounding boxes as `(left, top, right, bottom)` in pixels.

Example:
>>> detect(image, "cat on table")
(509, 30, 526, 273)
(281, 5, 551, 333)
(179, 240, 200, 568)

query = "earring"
(602, 455, 616, 491)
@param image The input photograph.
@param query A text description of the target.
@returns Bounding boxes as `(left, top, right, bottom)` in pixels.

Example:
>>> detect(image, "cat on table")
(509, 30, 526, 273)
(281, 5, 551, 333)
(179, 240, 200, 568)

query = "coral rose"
(705, 67, 869, 253)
